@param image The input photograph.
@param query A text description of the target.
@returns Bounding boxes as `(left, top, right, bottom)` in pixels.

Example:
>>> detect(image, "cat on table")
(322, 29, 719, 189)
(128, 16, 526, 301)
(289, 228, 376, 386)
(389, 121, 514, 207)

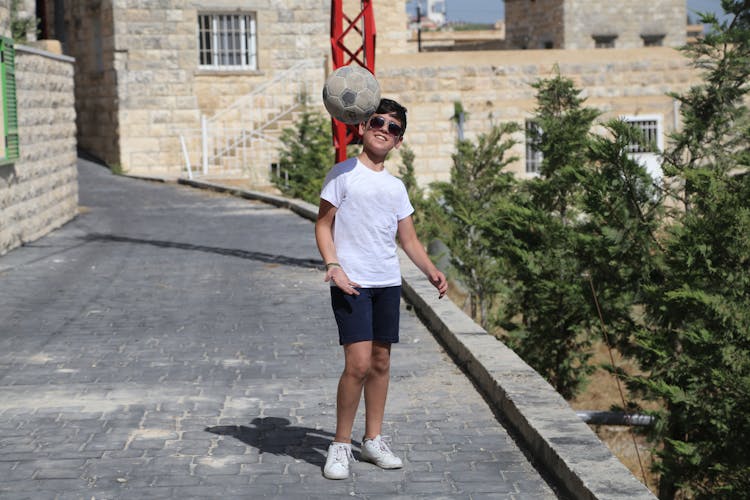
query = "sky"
(407, 1, 729, 24)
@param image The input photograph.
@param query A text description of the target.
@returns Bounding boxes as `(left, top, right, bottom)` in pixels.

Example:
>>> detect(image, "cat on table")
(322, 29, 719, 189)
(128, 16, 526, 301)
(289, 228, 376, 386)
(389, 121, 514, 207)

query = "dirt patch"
(443, 283, 660, 495)
(569, 342, 660, 494)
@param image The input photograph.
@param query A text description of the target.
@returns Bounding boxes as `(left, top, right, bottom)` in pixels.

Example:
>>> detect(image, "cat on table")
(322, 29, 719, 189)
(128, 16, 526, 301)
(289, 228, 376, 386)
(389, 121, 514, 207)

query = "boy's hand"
(429, 270, 448, 299)
(325, 266, 361, 296)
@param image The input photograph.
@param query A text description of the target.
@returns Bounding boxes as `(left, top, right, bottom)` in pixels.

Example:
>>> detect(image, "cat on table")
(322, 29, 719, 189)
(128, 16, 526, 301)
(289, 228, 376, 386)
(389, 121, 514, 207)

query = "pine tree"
(397, 143, 424, 228)
(581, 119, 664, 359)
(434, 123, 519, 327)
(629, 3, 750, 497)
(487, 73, 601, 398)
(273, 103, 333, 204)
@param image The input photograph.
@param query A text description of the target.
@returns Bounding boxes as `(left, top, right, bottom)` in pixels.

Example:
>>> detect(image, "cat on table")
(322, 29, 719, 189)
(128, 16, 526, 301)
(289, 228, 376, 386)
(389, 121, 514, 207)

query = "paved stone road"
(0, 159, 560, 499)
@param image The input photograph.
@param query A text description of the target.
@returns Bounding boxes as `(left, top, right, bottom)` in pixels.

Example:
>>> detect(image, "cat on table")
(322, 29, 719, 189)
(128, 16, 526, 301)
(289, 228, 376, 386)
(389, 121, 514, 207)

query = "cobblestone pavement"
(0, 159, 560, 499)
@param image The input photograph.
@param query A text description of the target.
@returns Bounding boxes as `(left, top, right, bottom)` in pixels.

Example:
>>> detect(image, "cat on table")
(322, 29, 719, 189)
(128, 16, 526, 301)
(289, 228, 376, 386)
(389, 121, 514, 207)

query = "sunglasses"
(367, 115, 403, 137)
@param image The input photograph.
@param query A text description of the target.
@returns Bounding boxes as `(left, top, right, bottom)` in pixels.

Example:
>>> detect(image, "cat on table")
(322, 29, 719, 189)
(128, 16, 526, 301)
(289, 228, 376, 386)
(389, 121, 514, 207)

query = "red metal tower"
(329, 0, 376, 163)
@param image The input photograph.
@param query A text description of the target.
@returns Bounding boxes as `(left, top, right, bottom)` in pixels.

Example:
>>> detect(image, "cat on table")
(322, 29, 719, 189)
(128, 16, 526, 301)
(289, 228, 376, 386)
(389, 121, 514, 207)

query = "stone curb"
(174, 176, 656, 500)
(176, 178, 319, 221)
(398, 259, 655, 500)
(120, 173, 169, 183)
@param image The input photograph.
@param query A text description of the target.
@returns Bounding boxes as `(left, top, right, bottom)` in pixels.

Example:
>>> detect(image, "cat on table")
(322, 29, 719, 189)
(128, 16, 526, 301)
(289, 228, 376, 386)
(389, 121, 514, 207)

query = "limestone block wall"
(376, 47, 700, 186)
(373, 0, 412, 56)
(62, 0, 119, 167)
(192, 1, 330, 116)
(12, 0, 37, 41)
(0, 46, 78, 255)
(505, 0, 565, 49)
(565, 0, 686, 49)
(506, 0, 686, 50)
(0, 4, 9, 36)
(111, 3, 200, 175)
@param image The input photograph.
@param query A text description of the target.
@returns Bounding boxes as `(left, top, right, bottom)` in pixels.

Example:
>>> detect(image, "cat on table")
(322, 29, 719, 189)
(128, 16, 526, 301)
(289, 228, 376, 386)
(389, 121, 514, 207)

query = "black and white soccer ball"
(322, 65, 381, 124)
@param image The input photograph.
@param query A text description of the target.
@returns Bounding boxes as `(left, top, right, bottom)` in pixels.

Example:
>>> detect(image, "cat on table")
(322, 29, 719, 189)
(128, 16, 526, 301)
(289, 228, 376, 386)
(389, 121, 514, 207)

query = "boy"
(315, 98, 448, 480)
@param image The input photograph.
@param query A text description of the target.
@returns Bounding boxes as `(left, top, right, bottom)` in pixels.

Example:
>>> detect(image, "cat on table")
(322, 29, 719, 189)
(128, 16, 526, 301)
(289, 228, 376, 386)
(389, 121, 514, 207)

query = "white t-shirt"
(320, 157, 414, 287)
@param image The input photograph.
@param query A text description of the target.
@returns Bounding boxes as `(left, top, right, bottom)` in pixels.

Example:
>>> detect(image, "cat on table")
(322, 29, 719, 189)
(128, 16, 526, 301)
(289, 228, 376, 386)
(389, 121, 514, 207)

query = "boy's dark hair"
(376, 98, 407, 136)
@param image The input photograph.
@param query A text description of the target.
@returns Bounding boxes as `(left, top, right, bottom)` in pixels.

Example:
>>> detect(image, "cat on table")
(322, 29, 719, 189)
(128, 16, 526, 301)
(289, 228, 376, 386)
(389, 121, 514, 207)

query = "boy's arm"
(315, 199, 360, 295)
(397, 215, 448, 299)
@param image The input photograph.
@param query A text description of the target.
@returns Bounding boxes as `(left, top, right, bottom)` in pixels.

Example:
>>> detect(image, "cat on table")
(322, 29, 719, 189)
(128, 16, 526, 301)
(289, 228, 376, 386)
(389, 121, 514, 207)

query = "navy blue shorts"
(330, 286, 401, 345)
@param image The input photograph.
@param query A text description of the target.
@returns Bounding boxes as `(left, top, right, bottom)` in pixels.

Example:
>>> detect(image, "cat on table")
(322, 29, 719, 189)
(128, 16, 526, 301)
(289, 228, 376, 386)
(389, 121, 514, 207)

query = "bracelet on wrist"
(325, 262, 342, 270)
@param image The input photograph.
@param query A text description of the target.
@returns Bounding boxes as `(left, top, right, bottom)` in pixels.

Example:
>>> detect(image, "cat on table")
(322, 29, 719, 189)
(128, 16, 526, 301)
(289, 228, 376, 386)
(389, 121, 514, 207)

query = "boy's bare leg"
(364, 341, 391, 439)
(334, 341, 373, 443)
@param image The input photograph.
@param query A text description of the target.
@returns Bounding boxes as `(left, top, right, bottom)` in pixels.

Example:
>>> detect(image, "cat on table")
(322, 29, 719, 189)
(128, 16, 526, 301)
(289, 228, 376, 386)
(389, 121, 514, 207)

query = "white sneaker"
(324, 442, 355, 479)
(360, 435, 403, 469)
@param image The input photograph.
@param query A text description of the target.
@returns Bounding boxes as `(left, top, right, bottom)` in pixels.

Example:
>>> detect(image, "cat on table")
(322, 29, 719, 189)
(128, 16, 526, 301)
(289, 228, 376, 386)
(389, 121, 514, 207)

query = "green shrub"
(273, 106, 333, 204)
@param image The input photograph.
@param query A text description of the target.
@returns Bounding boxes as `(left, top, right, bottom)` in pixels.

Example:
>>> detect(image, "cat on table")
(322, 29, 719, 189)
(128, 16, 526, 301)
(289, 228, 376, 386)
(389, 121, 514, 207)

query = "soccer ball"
(322, 65, 381, 124)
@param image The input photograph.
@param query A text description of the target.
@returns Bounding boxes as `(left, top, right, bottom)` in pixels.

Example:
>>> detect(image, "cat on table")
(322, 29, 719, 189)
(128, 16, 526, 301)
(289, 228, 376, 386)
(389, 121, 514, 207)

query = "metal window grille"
(198, 13, 257, 70)
(525, 120, 543, 174)
(625, 119, 659, 153)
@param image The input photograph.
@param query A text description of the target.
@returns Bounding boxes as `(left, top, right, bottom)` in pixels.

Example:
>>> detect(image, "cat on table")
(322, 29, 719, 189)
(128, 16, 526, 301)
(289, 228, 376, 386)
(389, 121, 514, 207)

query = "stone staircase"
(178, 58, 325, 186)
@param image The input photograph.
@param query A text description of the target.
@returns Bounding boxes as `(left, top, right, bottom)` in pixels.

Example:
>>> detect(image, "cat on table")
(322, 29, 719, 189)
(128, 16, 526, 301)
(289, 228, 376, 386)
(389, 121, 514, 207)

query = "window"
(0, 37, 19, 164)
(198, 13, 257, 71)
(641, 34, 665, 47)
(592, 34, 617, 48)
(623, 115, 663, 179)
(525, 120, 543, 174)
(624, 117, 661, 153)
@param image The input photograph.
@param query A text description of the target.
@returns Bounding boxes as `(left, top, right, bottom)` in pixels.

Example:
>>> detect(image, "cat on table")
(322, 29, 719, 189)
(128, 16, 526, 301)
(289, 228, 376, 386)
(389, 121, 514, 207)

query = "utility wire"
(588, 275, 648, 485)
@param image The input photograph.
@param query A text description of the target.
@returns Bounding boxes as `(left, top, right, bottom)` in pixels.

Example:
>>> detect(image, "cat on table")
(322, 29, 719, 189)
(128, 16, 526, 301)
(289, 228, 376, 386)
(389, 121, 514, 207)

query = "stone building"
(37, 0, 409, 182)
(505, 0, 686, 50)
(35, 0, 699, 187)
(378, 46, 694, 184)
(0, 6, 78, 255)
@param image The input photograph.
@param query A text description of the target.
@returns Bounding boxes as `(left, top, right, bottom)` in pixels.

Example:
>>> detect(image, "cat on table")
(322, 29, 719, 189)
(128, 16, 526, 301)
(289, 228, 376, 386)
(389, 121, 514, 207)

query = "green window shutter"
(0, 37, 19, 161)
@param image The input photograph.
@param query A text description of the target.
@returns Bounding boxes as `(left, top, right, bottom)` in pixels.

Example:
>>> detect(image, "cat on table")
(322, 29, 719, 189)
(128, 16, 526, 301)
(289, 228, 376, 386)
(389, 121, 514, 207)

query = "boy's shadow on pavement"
(205, 417, 361, 467)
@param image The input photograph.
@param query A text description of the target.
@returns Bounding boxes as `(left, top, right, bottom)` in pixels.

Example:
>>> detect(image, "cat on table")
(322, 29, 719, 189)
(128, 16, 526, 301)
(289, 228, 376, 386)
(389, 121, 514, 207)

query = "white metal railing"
(178, 58, 324, 184)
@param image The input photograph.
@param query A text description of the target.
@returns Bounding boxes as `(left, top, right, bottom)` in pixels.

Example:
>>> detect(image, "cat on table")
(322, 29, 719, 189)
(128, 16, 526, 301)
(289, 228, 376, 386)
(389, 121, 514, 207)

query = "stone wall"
(373, 0, 411, 56)
(0, 3, 9, 36)
(506, 0, 685, 50)
(11, 0, 37, 42)
(565, 0, 685, 49)
(191, 1, 330, 115)
(60, 0, 119, 167)
(505, 0, 565, 49)
(376, 46, 700, 186)
(0, 45, 78, 255)
(112, 2, 200, 175)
